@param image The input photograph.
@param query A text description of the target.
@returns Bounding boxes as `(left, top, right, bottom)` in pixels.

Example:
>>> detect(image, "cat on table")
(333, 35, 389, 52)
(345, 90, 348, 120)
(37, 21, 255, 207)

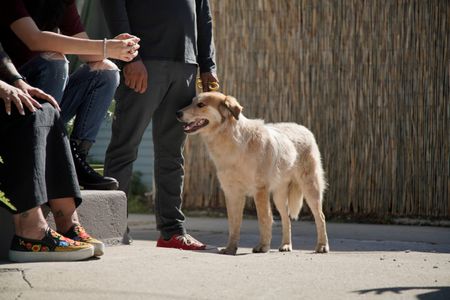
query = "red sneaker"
(156, 234, 206, 250)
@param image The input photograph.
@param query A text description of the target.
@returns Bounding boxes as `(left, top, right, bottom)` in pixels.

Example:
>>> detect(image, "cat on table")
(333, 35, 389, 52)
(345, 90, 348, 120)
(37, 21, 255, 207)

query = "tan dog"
(177, 92, 329, 255)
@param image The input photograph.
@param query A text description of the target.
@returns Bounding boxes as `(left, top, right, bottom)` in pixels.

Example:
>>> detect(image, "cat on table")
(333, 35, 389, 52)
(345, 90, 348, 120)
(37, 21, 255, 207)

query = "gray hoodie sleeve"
(196, 0, 216, 73)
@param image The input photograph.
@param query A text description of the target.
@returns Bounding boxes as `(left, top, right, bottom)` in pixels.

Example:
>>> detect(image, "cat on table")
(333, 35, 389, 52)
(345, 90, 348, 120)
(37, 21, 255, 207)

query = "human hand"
(0, 80, 57, 115)
(199, 72, 219, 92)
(14, 79, 60, 110)
(123, 59, 148, 94)
(107, 33, 140, 62)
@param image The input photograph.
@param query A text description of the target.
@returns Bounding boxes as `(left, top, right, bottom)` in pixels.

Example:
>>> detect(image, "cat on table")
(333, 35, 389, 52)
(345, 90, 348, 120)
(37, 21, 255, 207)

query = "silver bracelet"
(103, 38, 107, 59)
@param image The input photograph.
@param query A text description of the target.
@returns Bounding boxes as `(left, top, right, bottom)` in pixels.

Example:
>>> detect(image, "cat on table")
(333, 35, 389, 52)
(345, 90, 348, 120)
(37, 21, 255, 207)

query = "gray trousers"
(104, 60, 197, 238)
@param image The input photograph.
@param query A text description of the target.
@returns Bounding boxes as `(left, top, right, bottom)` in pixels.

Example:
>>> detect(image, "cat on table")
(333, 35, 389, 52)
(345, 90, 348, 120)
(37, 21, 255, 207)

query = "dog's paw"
(252, 244, 270, 253)
(315, 243, 330, 253)
(219, 247, 237, 255)
(278, 244, 292, 252)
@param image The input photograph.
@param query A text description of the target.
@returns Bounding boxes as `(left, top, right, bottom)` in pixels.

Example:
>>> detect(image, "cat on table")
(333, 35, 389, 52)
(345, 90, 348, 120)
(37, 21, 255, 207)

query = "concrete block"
(0, 190, 127, 261)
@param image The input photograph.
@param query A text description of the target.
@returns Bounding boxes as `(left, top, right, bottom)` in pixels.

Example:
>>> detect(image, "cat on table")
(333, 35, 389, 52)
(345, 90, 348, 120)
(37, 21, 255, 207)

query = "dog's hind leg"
(220, 190, 246, 255)
(301, 177, 329, 253)
(273, 186, 292, 252)
(252, 187, 273, 253)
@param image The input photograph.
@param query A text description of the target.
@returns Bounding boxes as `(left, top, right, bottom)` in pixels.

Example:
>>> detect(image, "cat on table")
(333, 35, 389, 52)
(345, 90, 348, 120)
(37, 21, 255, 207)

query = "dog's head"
(176, 92, 243, 135)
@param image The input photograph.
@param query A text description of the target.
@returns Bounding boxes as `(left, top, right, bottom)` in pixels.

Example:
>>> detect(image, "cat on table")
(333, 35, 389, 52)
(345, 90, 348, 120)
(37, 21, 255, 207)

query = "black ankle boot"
(70, 140, 119, 190)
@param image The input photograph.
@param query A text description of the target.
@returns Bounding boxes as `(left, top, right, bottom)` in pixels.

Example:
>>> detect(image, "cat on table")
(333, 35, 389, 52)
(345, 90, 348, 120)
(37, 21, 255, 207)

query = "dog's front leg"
(252, 187, 273, 253)
(220, 191, 246, 255)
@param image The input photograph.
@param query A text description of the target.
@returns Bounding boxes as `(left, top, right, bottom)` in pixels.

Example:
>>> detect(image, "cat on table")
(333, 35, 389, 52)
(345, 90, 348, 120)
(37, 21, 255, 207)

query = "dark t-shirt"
(0, 0, 85, 68)
(101, 0, 216, 72)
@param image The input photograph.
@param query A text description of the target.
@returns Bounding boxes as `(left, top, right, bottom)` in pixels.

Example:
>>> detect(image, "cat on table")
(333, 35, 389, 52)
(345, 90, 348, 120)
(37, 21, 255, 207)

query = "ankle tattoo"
(54, 210, 64, 218)
(20, 211, 29, 218)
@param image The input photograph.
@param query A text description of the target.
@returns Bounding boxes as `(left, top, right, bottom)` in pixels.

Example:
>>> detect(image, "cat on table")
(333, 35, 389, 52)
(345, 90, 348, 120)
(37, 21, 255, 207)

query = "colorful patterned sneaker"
(156, 234, 207, 250)
(9, 228, 94, 263)
(62, 224, 105, 256)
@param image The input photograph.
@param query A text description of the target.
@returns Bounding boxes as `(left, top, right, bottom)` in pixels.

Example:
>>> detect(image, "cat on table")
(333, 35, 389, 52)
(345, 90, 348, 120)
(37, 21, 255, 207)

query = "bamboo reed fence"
(182, 0, 450, 219)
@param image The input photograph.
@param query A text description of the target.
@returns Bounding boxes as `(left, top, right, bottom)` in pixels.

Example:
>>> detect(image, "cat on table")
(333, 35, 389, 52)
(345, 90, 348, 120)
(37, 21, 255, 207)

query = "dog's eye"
(197, 102, 206, 108)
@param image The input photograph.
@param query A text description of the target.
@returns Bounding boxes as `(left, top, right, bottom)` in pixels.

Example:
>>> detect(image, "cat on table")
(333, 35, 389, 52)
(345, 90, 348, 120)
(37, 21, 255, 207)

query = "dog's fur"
(177, 92, 329, 255)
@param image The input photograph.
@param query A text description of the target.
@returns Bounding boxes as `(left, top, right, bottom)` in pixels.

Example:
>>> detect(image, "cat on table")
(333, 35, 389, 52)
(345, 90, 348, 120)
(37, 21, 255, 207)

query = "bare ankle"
(13, 208, 48, 240)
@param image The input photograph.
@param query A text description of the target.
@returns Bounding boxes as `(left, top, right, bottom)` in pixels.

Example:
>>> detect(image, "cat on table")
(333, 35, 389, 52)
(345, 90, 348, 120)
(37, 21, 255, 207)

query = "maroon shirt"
(0, 0, 85, 68)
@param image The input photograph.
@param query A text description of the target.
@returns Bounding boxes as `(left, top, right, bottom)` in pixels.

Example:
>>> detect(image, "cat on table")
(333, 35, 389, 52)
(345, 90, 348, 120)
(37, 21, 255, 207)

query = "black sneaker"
(9, 227, 94, 262)
(70, 140, 119, 190)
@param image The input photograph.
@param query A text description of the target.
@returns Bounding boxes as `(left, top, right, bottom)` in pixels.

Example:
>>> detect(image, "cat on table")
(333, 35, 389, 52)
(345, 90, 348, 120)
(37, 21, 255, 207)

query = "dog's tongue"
(184, 122, 196, 132)
(183, 119, 208, 133)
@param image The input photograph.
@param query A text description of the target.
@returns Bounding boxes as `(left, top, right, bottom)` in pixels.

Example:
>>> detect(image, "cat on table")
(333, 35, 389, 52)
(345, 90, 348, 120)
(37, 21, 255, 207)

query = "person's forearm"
(25, 30, 104, 56)
(0, 50, 22, 84)
(73, 32, 104, 62)
(11, 17, 106, 57)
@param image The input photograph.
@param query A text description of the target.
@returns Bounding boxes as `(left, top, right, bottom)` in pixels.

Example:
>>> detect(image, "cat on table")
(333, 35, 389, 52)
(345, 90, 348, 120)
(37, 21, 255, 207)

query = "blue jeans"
(19, 54, 120, 142)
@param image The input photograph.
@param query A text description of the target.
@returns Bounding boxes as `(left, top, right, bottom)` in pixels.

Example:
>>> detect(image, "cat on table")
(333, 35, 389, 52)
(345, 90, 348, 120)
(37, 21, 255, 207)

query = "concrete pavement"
(1, 214, 449, 300)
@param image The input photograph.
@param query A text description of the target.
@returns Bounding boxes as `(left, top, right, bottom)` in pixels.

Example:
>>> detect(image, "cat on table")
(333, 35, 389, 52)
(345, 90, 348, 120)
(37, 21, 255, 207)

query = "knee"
(40, 52, 69, 80)
(88, 59, 120, 88)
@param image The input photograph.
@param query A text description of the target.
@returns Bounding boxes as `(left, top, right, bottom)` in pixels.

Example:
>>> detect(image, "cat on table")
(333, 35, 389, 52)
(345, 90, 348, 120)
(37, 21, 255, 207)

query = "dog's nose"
(176, 110, 183, 118)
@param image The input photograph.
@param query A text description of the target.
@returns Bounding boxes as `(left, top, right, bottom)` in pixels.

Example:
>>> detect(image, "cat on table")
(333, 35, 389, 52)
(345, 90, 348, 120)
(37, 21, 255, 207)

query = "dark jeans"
(19, 54, 120, 142)
(104, 60, 197, 239)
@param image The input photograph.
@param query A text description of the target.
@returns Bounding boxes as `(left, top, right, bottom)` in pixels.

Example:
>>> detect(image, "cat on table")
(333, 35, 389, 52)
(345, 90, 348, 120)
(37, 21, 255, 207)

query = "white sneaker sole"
(93, 243, 105, 256)
(9, 246, 94, 263)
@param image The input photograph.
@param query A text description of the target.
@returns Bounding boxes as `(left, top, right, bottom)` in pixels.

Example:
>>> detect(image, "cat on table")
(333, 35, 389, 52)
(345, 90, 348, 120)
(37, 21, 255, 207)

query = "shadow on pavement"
(354, 286, 450, 300)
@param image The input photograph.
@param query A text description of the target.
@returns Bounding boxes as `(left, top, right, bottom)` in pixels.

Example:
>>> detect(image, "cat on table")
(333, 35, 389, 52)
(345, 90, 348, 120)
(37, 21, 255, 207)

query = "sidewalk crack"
(20, 270, 33, 289)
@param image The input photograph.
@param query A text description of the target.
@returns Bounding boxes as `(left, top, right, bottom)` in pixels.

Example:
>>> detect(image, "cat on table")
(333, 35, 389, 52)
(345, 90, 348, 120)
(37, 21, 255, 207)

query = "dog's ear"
(221, 95, 243, 120)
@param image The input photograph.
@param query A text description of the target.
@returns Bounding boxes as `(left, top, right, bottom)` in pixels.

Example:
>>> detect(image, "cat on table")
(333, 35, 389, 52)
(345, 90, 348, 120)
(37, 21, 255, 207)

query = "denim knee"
(19, 52, 69, 102)
(40, 52, 69, 81)
(87, 60, 120, 90)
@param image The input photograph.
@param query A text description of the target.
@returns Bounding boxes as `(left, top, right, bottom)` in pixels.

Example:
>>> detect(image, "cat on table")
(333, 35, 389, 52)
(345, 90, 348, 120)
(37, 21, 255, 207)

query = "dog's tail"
(288, 182, 303, 220)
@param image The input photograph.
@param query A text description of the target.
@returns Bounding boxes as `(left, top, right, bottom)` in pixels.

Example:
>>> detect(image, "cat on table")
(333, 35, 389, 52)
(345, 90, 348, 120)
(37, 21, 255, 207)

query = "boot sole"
(80, 182, 119, 190)
(9, 247, 94, 262)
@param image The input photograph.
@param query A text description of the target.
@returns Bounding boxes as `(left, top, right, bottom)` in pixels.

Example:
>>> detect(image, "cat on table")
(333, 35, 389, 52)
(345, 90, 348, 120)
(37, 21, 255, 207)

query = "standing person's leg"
(152, 62, 205, 250)
(104, 61, 171, 194)
(104, 60, 171, 244)
(60, 61, 120, 190)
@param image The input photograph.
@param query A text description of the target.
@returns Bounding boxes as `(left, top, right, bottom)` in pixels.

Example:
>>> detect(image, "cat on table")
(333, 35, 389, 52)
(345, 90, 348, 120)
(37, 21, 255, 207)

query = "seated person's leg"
(49, 197, 105, 257)
(1, 103, 103, 262)
(18, 52, 69, 102)
(59, 60, 120, 190)
(10, 206, 93, 263)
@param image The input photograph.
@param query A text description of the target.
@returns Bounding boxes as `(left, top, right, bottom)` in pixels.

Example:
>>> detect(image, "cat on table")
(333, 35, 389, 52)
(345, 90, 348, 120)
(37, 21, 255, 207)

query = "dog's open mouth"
(183, 119, 209, 133)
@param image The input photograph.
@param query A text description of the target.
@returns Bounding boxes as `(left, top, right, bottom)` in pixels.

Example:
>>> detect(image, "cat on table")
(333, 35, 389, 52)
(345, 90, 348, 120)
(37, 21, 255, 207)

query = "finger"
(129, 44, 140, 54)
(128, 77, 137, 91)
(124, 74, 131, 87)
(12, 95, 25, 115)
(130, 51, 139, 58)
(140, 76, 148, 94)
(19, 93, 36, 113)
(30, 89, 59, 110)
(123, 52, 138, 61)
(134, 76, 143, 93)
(129, 37, 140, 44)
(115, 33, 134, 40)
(4, 98, 11, 115)
(202, 81, 208, 92)
(30, 98, 43, 110)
